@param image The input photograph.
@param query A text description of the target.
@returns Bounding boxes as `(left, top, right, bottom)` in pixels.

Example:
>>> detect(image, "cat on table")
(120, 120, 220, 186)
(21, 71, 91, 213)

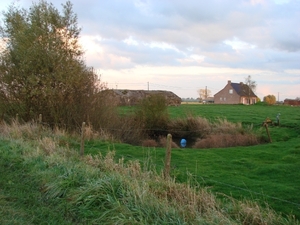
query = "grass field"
(86, 104, 300, 219)
(0, 104, 299, 223)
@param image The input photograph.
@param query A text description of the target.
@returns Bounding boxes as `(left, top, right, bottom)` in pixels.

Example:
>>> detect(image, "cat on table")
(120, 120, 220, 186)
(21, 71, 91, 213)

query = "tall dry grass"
(168, 116, 261, 148)
(83, 149, 295, 225)
(168, 115, 211, 139)
(193, 133, 259, 148)
(212, 118, 244, 134)
(0, 119, 42, 140)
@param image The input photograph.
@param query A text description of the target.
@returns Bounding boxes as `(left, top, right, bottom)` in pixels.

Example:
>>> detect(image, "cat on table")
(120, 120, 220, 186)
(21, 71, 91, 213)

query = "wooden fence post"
(263, 122, 272, 143)
(164, 134, 172, 179)
(80, 122, 86, 156)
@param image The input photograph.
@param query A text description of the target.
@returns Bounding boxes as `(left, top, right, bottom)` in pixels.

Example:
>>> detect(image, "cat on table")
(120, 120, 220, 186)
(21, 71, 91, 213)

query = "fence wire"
(7, 119, 299, 211)
(196, 175, 300, 208)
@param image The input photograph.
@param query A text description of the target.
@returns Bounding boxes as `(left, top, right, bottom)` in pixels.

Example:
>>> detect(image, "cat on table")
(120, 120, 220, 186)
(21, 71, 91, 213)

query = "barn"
(284, 99, 300, 106)
(103, 89, 182, 106)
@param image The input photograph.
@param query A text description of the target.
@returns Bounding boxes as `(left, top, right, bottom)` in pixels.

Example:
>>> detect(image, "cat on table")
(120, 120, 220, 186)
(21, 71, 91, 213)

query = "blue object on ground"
(180, 139, 187, 148)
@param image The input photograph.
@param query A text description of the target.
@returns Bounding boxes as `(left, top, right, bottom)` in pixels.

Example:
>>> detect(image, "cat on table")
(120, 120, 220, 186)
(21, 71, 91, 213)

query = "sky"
(0, 0, 299, 100)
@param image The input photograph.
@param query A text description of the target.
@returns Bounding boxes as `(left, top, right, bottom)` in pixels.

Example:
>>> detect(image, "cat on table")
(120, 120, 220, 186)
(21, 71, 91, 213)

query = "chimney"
(228, 80, 231, 84)
(240, 82, 243, 85)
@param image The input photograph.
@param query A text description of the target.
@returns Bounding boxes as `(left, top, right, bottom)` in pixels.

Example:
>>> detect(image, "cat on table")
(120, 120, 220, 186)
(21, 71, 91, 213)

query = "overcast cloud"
(1, 0, 299, 99)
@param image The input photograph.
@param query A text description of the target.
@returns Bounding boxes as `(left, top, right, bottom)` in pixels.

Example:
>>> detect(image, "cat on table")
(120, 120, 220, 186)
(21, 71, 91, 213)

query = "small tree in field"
(264, 95, 276, 105)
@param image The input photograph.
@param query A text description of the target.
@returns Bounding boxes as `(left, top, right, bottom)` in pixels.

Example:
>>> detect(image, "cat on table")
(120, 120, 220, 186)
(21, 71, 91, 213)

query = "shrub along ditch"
(103, 96, 264, 148)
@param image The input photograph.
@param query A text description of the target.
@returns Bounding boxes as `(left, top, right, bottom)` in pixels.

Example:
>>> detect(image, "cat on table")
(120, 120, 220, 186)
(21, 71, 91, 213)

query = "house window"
(220, 97, 222, 101)
(229, 89, 233, 94)
(224, 97, 226, 101)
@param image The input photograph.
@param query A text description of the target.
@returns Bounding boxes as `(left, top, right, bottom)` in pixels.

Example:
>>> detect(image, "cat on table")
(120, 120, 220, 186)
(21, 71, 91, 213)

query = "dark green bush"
(134, 94, 170, 139)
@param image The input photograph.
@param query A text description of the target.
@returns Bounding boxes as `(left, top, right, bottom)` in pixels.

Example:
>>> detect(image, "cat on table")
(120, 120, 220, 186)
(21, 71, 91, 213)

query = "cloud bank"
(1, 0, 299, 99)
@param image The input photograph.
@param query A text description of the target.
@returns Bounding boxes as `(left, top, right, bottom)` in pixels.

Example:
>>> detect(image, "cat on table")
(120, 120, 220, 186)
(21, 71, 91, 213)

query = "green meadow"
(0, 104, 299, 224)
(86, 104, 300, 219)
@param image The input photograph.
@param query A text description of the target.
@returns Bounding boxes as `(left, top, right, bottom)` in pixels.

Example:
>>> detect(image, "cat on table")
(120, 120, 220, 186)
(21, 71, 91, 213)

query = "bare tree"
(197, 88, 211, 101)
(245, 75, 257, 104)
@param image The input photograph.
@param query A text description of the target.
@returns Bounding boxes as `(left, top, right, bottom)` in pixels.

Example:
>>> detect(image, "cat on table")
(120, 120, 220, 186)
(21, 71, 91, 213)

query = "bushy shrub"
(263, 95, 276, 105)
(134, 94, 170, 139)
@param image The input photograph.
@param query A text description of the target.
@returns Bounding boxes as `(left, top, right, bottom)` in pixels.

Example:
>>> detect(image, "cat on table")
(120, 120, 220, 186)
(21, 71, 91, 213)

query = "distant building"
(284, 99, 300, 106)
(201, 97, 214, 104)
(214, 80, 257, 104)
(103, 89, 182, 106)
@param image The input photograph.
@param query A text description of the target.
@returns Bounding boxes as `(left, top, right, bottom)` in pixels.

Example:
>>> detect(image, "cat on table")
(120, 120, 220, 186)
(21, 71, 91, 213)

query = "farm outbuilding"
(103, 89, 182, 106)
(214, 80, 257, 105)
(284, 99, 300, 106)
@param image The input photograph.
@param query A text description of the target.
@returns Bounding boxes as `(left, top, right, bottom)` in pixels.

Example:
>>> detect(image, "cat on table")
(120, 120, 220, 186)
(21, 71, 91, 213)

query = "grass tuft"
(39, 137, 57, 155)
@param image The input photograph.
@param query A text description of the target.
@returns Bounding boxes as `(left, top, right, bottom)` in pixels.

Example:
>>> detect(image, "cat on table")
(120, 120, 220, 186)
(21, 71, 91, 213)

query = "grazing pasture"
(2, 119, 299, 224)
(0, 104, 299, 223)
(86, 104, 300, 219)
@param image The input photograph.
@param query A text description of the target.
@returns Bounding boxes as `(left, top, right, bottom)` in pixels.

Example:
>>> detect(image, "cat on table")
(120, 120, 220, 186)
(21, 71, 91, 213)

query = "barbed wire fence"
(77, 123, 299, 213)
(5, 114, 299, 214)
(197, 176, 300, 208)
